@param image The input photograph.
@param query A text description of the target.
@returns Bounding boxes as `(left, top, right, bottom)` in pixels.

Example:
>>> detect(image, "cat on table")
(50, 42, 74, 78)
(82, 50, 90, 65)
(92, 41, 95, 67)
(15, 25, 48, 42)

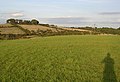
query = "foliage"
(78, 27, 120, 35)
(0, 34, 24, 40)
(31, 19, 39, 25)
(6, 19, 39, 25)
(6, 19, 16, 24)
(39, 24, 50, 27)
(95, 27, 120, 35)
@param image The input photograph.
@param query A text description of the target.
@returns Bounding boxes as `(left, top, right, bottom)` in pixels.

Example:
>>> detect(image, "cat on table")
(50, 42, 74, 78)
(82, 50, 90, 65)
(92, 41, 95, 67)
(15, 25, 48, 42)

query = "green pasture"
(0, 35, 120, 82)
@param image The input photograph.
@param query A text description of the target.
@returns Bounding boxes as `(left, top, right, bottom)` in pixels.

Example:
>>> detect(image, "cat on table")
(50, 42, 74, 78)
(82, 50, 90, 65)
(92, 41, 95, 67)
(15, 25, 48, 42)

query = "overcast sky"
(0, 0, 120, 27)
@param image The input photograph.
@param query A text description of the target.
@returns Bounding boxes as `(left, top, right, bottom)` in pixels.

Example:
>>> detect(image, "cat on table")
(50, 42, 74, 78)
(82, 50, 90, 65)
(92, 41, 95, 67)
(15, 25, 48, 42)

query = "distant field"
(0, 24, 25, 34)
(0, 24, 14, 27)
(20, 25, 58, 32)
(0, 35, 120, 82)
(62, 27, 90, 32)
(20, 25, 90, 33)
(0, 27, 25, 34)
(0, 24, 91, 35)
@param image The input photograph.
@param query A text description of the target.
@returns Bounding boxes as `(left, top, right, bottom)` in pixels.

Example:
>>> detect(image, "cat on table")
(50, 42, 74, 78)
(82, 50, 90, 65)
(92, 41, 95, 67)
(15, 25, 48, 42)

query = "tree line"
(6, 19, 39, 25)
(77, 27, 120, 35)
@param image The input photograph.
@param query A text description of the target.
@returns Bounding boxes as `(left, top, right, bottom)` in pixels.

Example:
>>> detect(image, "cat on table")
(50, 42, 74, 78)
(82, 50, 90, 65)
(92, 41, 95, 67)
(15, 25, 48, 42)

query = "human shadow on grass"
(102, 53, 117, 82)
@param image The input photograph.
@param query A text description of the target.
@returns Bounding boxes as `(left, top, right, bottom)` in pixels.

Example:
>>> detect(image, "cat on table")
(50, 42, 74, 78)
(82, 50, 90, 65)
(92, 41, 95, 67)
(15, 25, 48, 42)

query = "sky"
(0, 0, 120, 27)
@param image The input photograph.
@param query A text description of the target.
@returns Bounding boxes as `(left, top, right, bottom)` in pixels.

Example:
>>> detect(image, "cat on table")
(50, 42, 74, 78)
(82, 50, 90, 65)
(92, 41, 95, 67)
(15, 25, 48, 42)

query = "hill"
(0, 24, 14, 27)
(62, 27, 91, 32)
(0, 24, 25, 34)
(20, 25, 91, 32)
(0, 27, 25, 35)
(20, 25, 59, 32)
(1, 23, 120, 40)
(0, 24, 91, 34)
(0, 24, 92, 39)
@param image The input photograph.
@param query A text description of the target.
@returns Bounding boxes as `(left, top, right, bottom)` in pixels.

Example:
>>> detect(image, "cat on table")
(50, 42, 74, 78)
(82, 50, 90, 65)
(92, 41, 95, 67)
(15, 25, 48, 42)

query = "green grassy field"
(0, 35, 120, 82)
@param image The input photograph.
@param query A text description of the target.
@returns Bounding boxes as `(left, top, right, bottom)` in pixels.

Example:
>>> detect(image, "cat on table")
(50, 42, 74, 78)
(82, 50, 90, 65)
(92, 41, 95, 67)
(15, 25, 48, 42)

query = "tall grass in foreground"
(0, 35, 120, 82)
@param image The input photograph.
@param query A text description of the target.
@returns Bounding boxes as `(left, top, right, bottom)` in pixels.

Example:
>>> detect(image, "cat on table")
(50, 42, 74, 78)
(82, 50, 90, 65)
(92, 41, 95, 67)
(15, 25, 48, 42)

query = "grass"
(0, 24, 14, 27)
(0, 35, 120, 82)
(20, 25, 58, 32)
(0, 24, 25, 34)
(0, 27, 25, 34)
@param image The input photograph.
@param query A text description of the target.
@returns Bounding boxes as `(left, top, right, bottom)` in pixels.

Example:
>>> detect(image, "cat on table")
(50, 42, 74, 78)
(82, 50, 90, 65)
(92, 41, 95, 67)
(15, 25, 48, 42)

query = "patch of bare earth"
(61, 27, 91, 32)
(0, 27, 25, 34)
(20, 25, 58, 32)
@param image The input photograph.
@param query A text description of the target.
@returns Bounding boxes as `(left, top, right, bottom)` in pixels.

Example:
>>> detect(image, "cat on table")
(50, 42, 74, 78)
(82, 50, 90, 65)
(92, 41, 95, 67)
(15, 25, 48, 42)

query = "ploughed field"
(0, 35, 120, 82)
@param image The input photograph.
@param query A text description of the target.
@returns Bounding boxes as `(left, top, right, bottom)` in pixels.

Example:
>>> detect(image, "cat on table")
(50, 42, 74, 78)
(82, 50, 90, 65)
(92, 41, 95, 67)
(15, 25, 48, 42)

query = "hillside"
(20, 25, 91, 32)
(0, 24, 25, 34)
(0, 24, 90, 34)
(20, 25, 58, 32)
(0, 24, 92, 40)
(62, 27, 91, 32)
(0, 27, 25, 34)
(2, 23, 119, 40)
(0, 24, 14, 27)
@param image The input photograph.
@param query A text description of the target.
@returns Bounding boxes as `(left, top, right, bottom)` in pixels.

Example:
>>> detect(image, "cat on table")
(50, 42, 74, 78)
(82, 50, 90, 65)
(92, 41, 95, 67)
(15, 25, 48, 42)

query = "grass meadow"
(0, 35, 120, 82)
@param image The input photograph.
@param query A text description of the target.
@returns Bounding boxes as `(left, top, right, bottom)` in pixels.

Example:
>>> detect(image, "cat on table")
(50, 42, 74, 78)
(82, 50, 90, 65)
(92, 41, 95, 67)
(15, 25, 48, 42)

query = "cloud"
(0, 11, 25, 23)
(9, 11, 25, 18)
(0, 11, 25, 18)
(11, 12, 24, 17)
(39, 16, 120, 27)
(76, 0, 115, 3)
(41, 17, 91, 24)
(99, 12, 120, 15)
(116, 19, 120, 22)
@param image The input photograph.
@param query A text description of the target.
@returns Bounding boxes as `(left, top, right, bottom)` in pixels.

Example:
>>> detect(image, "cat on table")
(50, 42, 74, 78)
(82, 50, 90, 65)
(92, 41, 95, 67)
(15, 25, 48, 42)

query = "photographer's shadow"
(102, 53, 117, 82)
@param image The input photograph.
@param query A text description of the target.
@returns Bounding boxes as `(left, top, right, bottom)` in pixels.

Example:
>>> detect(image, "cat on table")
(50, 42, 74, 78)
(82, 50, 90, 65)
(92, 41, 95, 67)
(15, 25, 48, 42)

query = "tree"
(31, 19, 39, 25)
(117, 27, 120, 30)
(6, 19, 15, 24)
(15, 19, 23, 24)
(18, 20, 23, 24)
(23, 20, 32, 25)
